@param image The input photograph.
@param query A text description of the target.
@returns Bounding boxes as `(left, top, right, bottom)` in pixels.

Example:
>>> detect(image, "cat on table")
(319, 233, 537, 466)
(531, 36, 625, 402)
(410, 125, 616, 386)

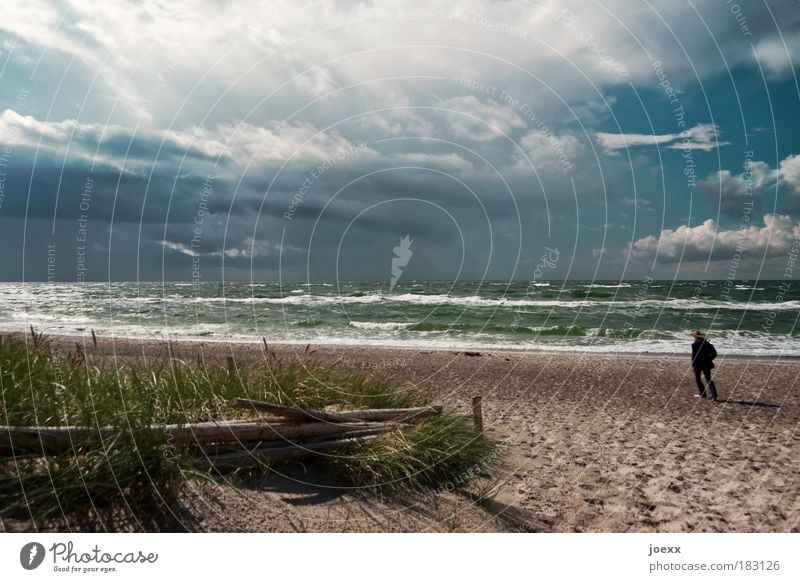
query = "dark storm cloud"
(0, 146, 219, 224)
(696, 154, 800, 218)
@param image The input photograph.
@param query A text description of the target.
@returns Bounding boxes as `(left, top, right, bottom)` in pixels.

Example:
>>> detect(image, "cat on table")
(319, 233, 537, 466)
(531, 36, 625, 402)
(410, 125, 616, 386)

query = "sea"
(0, 280, 797, 357)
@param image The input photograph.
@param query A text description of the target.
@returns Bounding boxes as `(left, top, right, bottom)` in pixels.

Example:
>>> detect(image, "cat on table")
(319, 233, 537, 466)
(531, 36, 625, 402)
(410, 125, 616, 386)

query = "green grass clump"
(0, 432, 183, 530)
(0, 333, 500, 530)
(0, 335, 194, 529)
(332, 413, 499, 493)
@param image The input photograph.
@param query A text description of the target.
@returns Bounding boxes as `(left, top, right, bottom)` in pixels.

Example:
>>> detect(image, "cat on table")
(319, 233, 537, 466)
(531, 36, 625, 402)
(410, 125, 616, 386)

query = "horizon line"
(0, 279, 790, 284)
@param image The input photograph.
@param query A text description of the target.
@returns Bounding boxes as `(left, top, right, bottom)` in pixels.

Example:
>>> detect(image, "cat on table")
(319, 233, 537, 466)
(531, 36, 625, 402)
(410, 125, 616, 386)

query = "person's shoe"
(694, 394, 706, 398)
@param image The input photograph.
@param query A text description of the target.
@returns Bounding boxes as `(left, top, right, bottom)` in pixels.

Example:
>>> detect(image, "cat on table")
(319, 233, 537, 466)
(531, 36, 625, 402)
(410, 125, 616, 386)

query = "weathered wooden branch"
(171, 419, 396, 444)
(228, 398, 359, 423)
(1, 399, 443, 463)
(229, 398, 442, 423)
(327, 406, 443, 423)
(0, 425, 117, 455)
(200, 425, 397, 456)
(195, 434, 379, 471)
(0, 419, 400, 455)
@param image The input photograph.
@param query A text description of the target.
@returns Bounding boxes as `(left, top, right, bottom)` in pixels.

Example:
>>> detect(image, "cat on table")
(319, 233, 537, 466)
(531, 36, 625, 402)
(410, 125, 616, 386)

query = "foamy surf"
(0, 280, 796, 357)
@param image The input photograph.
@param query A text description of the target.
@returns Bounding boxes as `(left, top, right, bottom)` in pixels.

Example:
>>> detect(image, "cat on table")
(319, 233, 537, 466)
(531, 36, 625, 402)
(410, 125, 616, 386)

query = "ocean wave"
(4, 290, 799, 312)
(349, 321, 415, 330)
(3, 319, 799, 358)
(592, 327, 676, 340)
(348, 321, 590, 337)
(570, 290, 615, 298)
(406, 322, 535, 334)
(293, 318, 323, 327)
(527, 325, 586, 336)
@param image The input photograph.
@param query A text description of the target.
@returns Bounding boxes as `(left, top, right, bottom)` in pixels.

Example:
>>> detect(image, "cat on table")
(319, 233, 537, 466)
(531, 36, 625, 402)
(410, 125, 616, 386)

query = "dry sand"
(14, 336, 800, 532)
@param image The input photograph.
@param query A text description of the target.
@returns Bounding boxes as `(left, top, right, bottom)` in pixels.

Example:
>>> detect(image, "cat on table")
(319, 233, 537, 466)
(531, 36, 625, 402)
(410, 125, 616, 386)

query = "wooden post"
(472, 395, 483, 432)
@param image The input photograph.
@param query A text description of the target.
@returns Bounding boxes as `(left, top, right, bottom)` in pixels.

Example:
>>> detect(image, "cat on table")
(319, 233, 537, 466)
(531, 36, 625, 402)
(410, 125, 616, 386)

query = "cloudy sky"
(1, 0, 799, 282)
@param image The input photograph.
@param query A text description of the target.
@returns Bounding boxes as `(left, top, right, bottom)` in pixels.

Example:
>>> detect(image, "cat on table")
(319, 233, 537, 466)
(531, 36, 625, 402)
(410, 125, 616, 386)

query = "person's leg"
(703, 368, 718, 400)
(694, 367, 706, 397)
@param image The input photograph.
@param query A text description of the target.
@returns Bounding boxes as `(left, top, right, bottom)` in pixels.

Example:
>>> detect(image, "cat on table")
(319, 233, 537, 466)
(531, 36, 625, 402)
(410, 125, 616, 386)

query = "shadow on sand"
(722, 399, 780, 409)
(230, 465, 351, 506)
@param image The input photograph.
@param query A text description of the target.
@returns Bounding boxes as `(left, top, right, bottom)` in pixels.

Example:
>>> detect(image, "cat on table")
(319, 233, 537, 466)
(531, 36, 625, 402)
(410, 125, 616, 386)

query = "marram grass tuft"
(0, 334, 501, 530)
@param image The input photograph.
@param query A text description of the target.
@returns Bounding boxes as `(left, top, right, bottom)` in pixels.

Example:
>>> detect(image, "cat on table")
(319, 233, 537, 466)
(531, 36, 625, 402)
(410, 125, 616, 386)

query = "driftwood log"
(1, 400, 444, 471)
(0, 419, 403, 456)
(200, 426, 398, 456)
(229, 398, 442, 423)
(194, 434, 380, 471)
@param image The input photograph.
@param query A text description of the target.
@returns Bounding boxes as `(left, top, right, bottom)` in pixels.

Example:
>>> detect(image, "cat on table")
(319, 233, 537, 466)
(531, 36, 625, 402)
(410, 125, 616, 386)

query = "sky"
(1, 0, 799, 283)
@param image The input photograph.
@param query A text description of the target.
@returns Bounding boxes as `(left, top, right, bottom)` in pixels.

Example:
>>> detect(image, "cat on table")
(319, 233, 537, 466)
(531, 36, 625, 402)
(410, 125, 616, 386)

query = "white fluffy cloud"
(437, 96, 525, 142)
(628, 214, 800, 262)
(779, 154, 800, 195)
(391, 152, 474, 171)
(359, 109, 434, 138)
(754, 35, 800, 79)
(596, 124, 729, 153)
(517, 130, 582, 174)
(0, 108, 374, 168)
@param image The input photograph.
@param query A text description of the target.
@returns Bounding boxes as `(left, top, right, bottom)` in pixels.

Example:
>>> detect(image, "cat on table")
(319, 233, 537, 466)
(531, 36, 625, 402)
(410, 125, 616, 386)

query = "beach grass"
(333, 412, 500, 493)
(0, 333, 499, 530)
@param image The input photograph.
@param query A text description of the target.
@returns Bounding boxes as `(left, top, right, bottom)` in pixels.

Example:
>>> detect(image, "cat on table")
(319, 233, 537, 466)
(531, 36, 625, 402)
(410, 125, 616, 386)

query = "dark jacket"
(691, 339, 717, 369)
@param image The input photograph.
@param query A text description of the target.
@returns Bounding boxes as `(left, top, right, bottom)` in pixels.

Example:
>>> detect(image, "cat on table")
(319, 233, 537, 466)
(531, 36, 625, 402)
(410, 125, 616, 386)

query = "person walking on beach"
(691, 330, 718, 401)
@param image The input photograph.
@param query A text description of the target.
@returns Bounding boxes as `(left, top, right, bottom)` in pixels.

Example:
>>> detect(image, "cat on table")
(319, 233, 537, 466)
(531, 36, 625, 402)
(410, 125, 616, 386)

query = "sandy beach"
(14, 334, 793, 533)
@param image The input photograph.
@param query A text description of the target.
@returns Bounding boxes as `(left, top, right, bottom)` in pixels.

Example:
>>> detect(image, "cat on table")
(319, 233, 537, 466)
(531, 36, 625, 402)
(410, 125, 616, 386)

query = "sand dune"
(14, 337, 800, 532)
